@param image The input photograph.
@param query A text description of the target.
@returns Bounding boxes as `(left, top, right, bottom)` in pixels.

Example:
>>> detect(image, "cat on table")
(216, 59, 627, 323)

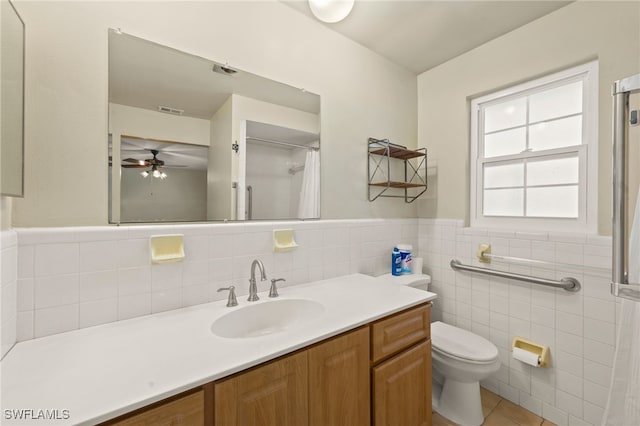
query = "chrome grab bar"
(611, 73, 640, 301)
(450, 259, 581, 292)
(247, 185, 253, 220)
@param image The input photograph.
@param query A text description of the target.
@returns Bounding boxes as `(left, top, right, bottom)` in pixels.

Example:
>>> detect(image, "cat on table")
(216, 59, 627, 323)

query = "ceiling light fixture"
(140, 165, 167, 180)
(308, 0, 354, 23)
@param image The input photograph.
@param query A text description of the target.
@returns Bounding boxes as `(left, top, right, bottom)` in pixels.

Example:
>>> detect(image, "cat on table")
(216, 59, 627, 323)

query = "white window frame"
(470, 61, 598, 233)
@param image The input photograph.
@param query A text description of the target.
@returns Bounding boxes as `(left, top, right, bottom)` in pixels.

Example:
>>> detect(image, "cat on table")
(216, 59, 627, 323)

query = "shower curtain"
(297, 150, 320, 218)
(603, 188, 640, 425)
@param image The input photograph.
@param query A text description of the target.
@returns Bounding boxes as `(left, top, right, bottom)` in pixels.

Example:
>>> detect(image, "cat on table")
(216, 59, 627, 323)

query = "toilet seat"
(431, 321, 498, 363)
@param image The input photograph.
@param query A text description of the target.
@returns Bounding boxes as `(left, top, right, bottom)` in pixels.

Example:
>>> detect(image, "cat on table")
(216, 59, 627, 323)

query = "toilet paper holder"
(512, 337, 550, 368)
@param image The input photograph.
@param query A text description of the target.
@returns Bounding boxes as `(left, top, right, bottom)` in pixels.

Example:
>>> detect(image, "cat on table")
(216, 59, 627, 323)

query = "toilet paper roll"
(412, 257, 423, 274)
(512, 347, 541, 367)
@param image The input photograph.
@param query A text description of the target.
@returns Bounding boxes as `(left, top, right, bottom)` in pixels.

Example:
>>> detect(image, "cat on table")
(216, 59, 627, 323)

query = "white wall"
(232, 93, 320, 184)
(0, 0, 24, 198)
(1, 197, 11, 230)
(245, 143, 296, 219)
(109, 103, 211, 222)
(108, 103, 210, 147)
(289, 147, 309, 217)
(120, 168, 207, 222)
(233, 94, 321, 219)
(11, 0, 417, 227)
(208, 97, 233, 220)
(416, 1, 640, 235)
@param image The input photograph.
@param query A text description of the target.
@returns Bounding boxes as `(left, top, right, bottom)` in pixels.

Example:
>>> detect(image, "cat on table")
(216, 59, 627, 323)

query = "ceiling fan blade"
(123, 158, 147, 164)
(121, 164, 148, 169)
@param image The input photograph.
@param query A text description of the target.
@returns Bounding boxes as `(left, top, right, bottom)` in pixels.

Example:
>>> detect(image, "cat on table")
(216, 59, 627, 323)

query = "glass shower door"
(604, 73, 640, 426)
(611, 73, 640, 301)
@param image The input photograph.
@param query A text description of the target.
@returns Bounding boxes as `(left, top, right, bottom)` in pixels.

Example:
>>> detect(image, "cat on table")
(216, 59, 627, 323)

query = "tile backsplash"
(5, 217, 618, 426)
(419, 219, 616, 426)
(14, 219, 417, 341)
(1, 230, 18, 358)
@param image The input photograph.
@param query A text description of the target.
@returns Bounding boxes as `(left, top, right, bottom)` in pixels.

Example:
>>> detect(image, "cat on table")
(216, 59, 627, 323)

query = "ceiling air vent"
(212, 64, 238, 76)
(157, 105, 184, 115)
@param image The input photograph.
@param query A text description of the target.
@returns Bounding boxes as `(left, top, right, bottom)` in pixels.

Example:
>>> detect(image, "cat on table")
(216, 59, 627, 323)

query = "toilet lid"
(431, 321, 498, 362)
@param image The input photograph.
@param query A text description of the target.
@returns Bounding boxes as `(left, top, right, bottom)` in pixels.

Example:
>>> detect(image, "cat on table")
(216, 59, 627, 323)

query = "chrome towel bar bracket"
(450, 259, 581, 292)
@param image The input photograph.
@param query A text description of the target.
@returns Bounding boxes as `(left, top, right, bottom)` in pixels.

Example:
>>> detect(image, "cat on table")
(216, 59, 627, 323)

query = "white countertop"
(1, 273, 436, 425)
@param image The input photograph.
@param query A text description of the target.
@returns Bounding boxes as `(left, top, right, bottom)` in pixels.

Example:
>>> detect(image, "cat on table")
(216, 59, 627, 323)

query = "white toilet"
(377, 272, 501, 426)
(431, 321, 501, 426)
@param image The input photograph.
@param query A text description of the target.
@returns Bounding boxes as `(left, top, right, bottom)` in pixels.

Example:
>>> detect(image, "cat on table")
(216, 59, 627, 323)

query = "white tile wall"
(419, 218, 616, 426)
(1, 230, 18, 358)
(3, 217, 621, 426)
(14, 219, 418, 341)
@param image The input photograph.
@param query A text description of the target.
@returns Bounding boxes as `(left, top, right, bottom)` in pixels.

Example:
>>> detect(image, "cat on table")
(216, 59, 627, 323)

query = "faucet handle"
(269, 278, 286, 298)
(217, 285, 238, 307)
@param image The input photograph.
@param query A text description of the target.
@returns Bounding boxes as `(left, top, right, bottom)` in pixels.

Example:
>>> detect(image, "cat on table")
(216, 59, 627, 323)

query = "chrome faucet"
(248, 259, 267, 301)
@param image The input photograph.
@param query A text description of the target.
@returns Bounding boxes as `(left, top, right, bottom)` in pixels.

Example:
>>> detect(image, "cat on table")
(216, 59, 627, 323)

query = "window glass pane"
(484, 98, 526, 133)
(484, 162, 524, 188)
(529, 81, 582, 122)
(527, 156, 579, 186)
(484, 188, 524, 216)
(484, 127, 526, 158)
(529, 115, 582, 151)
(526, 186, 579, 218)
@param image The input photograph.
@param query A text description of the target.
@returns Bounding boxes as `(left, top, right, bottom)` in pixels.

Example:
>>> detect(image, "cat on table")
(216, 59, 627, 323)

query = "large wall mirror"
(1, 0, 25, 197)
(108, 30, 321, 223)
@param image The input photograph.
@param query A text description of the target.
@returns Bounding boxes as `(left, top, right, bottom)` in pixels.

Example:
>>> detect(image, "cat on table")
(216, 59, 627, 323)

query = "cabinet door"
(373, 340, 432, 426)
(308, 327, 370, 426)
(109, 390, 204, 426)
(214, 351, 308, 426)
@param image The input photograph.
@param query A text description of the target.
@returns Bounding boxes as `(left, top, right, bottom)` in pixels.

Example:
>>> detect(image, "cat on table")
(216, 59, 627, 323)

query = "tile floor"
(432, 388, 557, 426)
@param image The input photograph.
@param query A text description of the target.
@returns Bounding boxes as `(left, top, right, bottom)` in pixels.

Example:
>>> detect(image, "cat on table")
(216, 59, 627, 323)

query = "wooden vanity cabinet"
(214, 351, 308, 426)
(371, 303, 432, 426)
(308, 327, 370, 426)
(213, 326, 370, 426)
(373, 340, 432, 426)
(105, 390, 205, 426)
(103, 303, 430, 426)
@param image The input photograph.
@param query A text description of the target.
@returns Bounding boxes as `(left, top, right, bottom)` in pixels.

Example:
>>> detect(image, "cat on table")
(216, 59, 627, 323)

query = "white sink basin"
(211, 299, 325, 338)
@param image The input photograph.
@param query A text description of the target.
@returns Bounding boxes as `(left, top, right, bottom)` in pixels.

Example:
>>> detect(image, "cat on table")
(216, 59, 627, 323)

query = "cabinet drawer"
(371, 304, 430, 363)
(108, 390, 204, 426)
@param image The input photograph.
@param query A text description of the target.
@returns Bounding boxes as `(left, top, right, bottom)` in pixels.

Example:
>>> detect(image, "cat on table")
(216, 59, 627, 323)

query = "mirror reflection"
(244, 121, 320, 220)
(109, 136, 209, 222)
(1, 0, 25, 197)
(108, 30, 320, 223)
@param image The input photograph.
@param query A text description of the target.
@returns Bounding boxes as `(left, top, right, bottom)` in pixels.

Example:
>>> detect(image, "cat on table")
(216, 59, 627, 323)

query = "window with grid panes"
(470, 61, 598, 232)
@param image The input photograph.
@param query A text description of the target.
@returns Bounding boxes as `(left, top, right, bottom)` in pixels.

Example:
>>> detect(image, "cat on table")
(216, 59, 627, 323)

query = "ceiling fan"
(122, 149, 165, 169)
(121, 149, 184, 179)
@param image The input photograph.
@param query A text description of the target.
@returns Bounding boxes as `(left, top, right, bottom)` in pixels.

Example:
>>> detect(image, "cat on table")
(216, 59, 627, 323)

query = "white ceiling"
(109, 31, 320, 120)
(283, 0, 572, 74)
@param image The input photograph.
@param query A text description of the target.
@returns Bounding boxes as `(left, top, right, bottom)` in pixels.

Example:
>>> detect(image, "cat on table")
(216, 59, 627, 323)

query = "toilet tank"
(375, 273, 431, 291)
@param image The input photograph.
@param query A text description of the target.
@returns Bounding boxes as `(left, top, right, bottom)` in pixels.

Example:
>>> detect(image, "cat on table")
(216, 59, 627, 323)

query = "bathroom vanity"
(104, 303, 431, 426)
(1, 274, 436, 426)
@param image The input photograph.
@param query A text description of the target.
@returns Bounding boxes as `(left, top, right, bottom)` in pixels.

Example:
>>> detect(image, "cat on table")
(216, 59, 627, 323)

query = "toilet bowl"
(375, 273, 500, 425)
(431, 321, 501, 426)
